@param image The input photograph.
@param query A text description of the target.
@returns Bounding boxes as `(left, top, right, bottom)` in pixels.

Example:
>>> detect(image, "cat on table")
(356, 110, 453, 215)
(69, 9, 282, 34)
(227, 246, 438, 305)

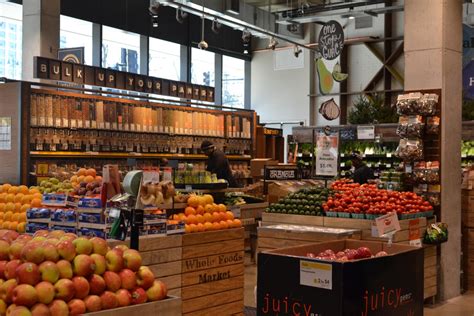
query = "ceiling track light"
(242, 29, 251, 44)
(293, 45, 302, 57)
(176, 7, 188, 23)
(211, 18, 221, 34)
(347, 7, 355, 20)
(149, 3, 159, 28)
(268, 37, 278, 50)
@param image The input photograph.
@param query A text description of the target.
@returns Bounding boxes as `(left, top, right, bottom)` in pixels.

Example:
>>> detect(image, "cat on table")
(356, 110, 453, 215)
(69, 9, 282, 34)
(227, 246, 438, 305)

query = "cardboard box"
(257, 239, 424, 316)
(250, 159, 278, 177)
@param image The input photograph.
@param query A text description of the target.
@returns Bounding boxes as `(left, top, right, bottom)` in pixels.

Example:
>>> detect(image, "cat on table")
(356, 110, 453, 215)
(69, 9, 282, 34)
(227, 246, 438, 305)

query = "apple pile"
(306, 247, 388, 262)
(0, 229, 167, 316)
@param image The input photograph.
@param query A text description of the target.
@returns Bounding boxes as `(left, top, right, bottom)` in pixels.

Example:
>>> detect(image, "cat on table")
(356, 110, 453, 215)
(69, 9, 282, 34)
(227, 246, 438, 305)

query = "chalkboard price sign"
(318, 20, 344, 60)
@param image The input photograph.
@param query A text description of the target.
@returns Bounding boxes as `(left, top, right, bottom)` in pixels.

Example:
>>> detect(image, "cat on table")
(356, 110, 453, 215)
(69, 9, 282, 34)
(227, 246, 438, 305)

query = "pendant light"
(198, 0, 208, 50)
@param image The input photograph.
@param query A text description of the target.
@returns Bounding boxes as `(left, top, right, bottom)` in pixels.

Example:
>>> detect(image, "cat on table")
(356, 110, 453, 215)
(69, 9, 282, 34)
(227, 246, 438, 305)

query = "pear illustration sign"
(318, 20, 344, 60)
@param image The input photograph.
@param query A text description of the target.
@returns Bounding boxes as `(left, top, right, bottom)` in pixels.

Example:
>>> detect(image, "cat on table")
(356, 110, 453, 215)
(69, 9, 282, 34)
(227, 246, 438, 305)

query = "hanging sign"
(315, 130, 339, 176)
(264, 166, 298, 181)
(318, 20, 344, 60)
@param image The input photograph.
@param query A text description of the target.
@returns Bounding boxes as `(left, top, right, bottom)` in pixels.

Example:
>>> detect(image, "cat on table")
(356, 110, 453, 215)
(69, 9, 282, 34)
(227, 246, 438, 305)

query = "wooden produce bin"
(261, 212, 324, 227)
(236, 202, 268, 260)
(461, 189, 474, 290)
(181, 228, 245, 315)
(462, 189, 474, 228)
(85, 297, 181, 316)
(257, 224, 361, 254)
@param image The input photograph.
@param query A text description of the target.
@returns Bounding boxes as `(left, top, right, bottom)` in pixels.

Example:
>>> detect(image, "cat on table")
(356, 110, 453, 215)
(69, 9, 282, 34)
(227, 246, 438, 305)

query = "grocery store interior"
(0, 0, 472, 315)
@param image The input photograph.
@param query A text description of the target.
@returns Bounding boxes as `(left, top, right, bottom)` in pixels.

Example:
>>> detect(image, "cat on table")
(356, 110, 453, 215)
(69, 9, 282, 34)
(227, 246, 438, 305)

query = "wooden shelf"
(29, 151, 252, 161)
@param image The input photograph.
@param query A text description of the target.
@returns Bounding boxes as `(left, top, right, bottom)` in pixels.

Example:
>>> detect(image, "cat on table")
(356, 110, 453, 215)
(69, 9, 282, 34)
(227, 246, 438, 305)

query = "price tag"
(386, 164, 391, 168)
(300, 260, 332, 290)
(109, 208, 121, 218)
(230, 206, 241, 218)
(340, 163, 345, 167)
(367, 163, 372, 167)
(340, 153, 345, 157)
(462, 153, 467, 158)
(405, 164, 412, 173)
(386, 153, 392, 158)
(70, 120, 77, 128)
(408, 219, 422, 247)
(357, 125, 375, 140)
(373, 212, 401, 237)
(185, 185, 193, 192)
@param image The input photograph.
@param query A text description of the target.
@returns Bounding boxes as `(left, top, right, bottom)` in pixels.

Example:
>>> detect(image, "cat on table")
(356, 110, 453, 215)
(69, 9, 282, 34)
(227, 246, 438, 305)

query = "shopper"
(350, 151, 375, 184)
(201, 140, 238, 187)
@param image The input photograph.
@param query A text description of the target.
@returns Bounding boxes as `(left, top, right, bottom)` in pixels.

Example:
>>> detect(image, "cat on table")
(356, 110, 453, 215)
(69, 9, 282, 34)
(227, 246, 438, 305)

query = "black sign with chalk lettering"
(318, 20, 344, 60)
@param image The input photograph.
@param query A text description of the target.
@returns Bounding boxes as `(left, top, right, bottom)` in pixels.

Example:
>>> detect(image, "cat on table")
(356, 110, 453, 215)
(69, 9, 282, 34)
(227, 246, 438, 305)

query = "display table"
(85, 297, 181, 316)
(108, 228, 245, 315)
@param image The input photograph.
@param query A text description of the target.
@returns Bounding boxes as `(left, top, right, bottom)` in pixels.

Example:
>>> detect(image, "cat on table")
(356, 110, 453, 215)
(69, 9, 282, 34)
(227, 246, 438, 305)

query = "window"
(222, 56, 245, 108)
(149, 38, 180, 81)
(0, 2, 22, 80)
(102, 26, 140, 74)
(60, 15, 93, 65)
(191, 48, 215, 87)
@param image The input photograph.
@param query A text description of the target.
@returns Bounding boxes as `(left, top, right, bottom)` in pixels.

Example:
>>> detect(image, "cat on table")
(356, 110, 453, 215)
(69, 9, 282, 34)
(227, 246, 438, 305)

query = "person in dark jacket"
(201, 141, 238, 187)
(351, 151, 375, 184)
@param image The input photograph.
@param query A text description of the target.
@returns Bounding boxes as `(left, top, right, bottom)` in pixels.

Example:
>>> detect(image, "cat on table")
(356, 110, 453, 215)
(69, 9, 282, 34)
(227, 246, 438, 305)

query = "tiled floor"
(245, 265, 474, 315)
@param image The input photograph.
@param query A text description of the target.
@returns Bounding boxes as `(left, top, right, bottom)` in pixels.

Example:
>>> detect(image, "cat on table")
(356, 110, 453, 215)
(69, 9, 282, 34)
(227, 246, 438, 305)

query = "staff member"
(201, 141, 238, 187)
(350, 151, 375, 184)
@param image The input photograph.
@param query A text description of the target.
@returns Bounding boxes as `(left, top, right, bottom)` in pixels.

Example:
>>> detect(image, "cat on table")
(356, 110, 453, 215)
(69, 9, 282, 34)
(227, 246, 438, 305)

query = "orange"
(3, 211, 12, 221)
(196, 223, 205, 232)
(203, 222, 213, 231)
(29, 188, 40, 194)
(218, 204, 227, 213)
(186, 214, 197, 225)
(202, 194, 214, 205)
(232, 219, 242, 228)
(195, 214, 205, 224)
(1, 184, 11, 193)
(13, 194, 24, 203)
(226, 219, 234, 228)
(14, 203, 21, 213)
(17, 223, 25, 233)
(184, 207, 196, 216)
(0, 204, 4, 213)
(0, 213, 4, 220)
(198, 196, 207, 207)
(204, 204, 214, 214)
(77, 175, 85, 183)
(5, 203, 14, 213)
(95, 176, 103, 183)
(203, 213, 212, 223)
(19, 213, 26, 223)
(211, 212, 221, 223)
(32, 193, 42, 200)
(189, 224, 198, 233)
(31, 198, 42, 208)
(219, 220, 229, 230)
(5, 194, 14, 203)
(18, 186, 29, 195)
(172, 214, 179, 221)
(187, 195, 200, 208)
(7, 186, 19, 194)
(86, 168, 97, 177)
(70, 175, 78, 183)
(225, 211, 235, 221)
(77, 168, 87, 176)
(8, 222, 18, 231)
(185, 224, 191, 233)
(0, 193, 6, 203)
(178, 213, 186, 221)
(212, 222, 221, 231)
(1, 222, 9, 229)
(20, 204, 30, 213)
(84, 175, 95, 183)
(21, 195, 32, 204)
(195, 205, 205, 215)
(11, 213, 19, 222)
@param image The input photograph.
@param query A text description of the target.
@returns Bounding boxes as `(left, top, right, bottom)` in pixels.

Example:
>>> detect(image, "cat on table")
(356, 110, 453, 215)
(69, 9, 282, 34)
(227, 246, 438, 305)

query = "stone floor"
(244, 265, 474, 315)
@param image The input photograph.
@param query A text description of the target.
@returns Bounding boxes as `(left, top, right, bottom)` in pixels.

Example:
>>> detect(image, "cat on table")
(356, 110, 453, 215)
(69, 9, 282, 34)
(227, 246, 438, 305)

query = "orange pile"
(70, 168, 102, 189)
(0, 184, 42, 233)
(172, 194, 242, 233)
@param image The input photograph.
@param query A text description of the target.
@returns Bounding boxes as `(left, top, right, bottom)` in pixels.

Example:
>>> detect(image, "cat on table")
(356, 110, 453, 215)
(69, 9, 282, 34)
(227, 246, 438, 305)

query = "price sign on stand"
(230, 206, 241, 218)
(357, 125, 375, 140)
(372, 212, 401, 239)
(300, 260, 333, 290)
(315, 130, 339, 176)
(408, 218, 422, 247)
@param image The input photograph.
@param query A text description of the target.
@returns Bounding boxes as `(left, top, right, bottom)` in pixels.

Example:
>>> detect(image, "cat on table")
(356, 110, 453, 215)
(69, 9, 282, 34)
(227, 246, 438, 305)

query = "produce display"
(423, 222, 448, 244)
(0, 185, 42, 233)
(0, 229, 168, 315)
(32, 168, 102, 197)
(306, 246, 388, 262)
(265, 187, 332, 216)
(174, 164, 222, 185)
(138, 180, 176, 207)
(170, 194, 242, 233)
(324, 179, 433, 219)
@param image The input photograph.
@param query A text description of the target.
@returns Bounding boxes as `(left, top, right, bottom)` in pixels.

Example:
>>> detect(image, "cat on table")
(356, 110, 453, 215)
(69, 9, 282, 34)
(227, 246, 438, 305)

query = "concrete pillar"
(405, 0, 462, 300)
(22, 0, 60, 81)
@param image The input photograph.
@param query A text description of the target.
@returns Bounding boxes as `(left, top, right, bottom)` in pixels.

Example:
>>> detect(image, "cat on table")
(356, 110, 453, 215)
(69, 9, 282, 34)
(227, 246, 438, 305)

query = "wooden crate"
(462, 189, 474, 228)
(424, 246, 437, 299)
(239, 202, 268, 220)
(181, 228, 245, 315)
(85, 296, 181, 316)
(261, 212, 324, 226)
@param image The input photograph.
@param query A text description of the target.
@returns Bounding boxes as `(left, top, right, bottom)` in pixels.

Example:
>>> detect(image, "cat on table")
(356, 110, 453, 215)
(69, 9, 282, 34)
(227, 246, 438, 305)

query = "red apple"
(72, 254, 95, 277)
(90, 254, 106, 275)
(5, 304, 18, 316)
(63, 233, 78, 240)
(35, 282, 55, 305)
(56, 260, 73, 279)
(42, 244, 59, 263)
(113, 245, 128, 253)
(33, 231, 49, 238)
(54, 279, 75, 302)
(0, 240, 10, 260)
(119, 269, 137, 290)
(12, 284, 38, 307)
(5, 260, 22, 280)
(88, 274, 106, 295)
(68, 299, 86, 316)
(0, 260, 8, 279)
(72, 237, 93, 255)
(47, 231, 65, 240)
(0, 298, 6, 315)
(72, 276, 90, 299)
(136, 266, 155, 290)
(356, 247, 372, 259)
(130, 287, 147, 305)
(84, 295, 102, 312)
(56, 240, 76, 261)
(105, 250, 123, 273)
(9, 306, 32, 316)
(38, 262, 59, 284)
(16, 235, 32, 242)
(9, 241, 26, 260)
(100, 291, 118, 310)
(30, 303, 50, 316)
(0, 279, 18, 303)
(115, 289, 131, 307)
(103, 271, 121, 292)
(48, 300, 69, 316)
(21, 242, 45, 265)
(16, 263, 41, 286)
(44, 239, 59, 247)
(90, 237, 108, 256)
(123, 249, 142, 272)
(146, 280, 167, 301)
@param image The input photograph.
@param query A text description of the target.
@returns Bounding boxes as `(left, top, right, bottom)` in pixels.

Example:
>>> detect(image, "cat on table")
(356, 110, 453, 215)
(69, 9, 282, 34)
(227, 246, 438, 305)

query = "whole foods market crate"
(181, 228, 245, 315)
(85, 296, 181, 316)
(257, 240, 424, 316)
(257, 224, 361, 254)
